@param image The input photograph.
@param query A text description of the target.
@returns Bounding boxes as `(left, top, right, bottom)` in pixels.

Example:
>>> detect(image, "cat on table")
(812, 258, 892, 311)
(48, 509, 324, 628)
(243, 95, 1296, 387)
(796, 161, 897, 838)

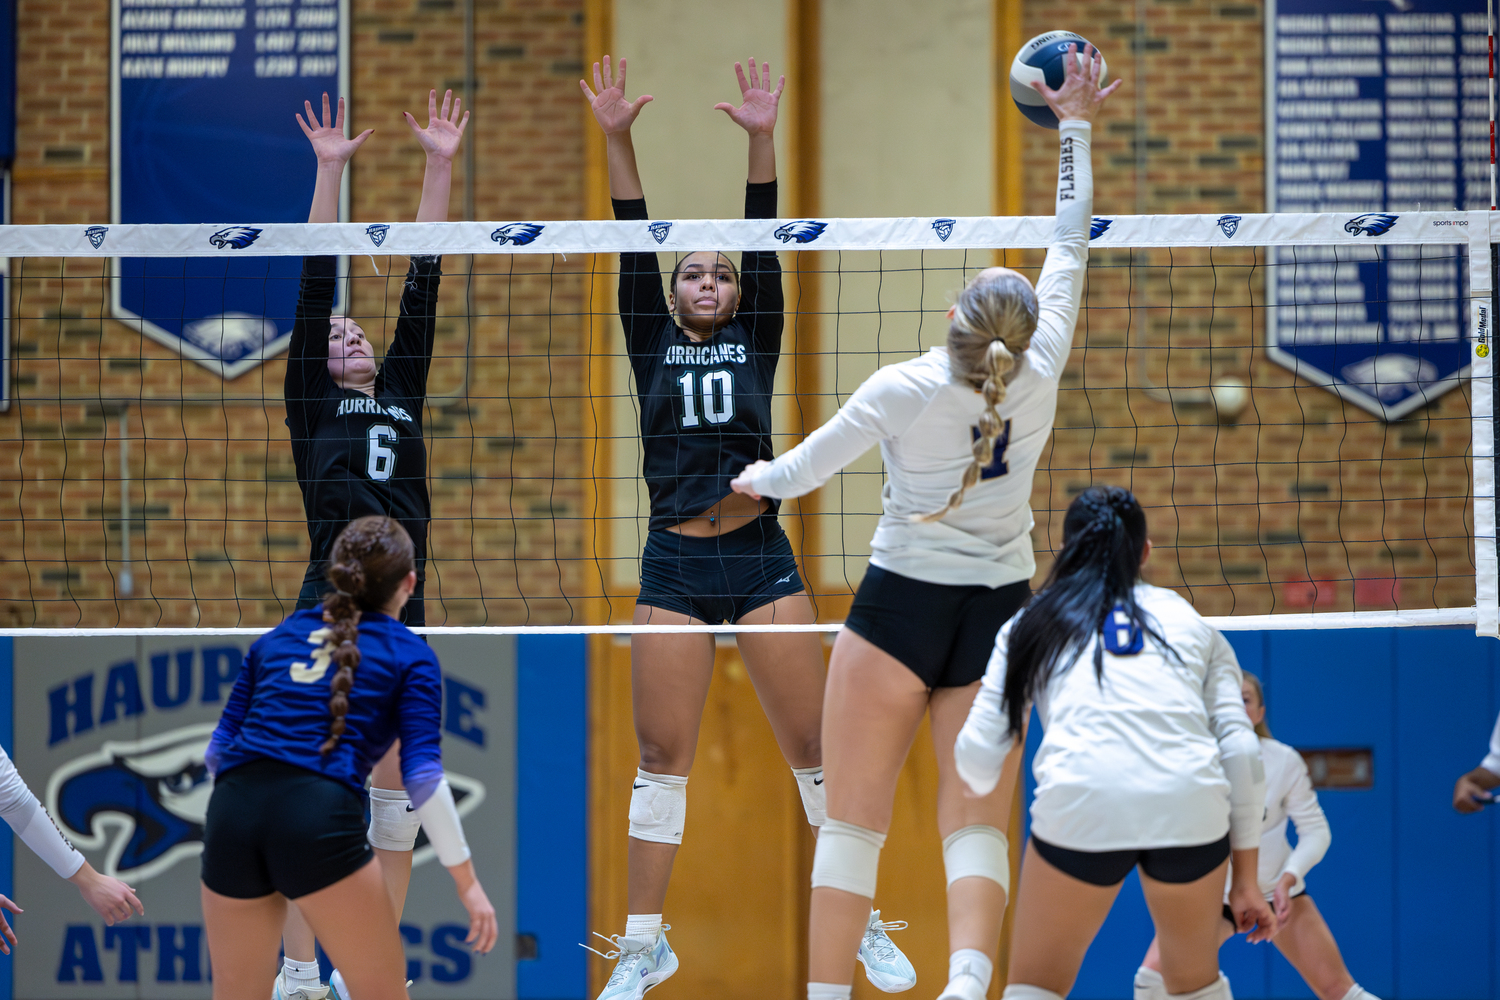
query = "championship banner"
(109, 0, 349, 379)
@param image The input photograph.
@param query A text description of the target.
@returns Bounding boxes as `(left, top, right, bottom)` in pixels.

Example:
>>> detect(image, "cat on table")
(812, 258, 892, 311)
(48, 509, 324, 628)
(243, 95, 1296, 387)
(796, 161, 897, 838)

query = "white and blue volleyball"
(1009, 31, 1107, 129)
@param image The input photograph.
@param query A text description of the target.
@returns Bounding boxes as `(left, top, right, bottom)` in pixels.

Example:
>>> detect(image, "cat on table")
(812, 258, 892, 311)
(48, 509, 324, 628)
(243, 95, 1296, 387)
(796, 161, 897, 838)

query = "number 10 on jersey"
(678, 370, 735, 428)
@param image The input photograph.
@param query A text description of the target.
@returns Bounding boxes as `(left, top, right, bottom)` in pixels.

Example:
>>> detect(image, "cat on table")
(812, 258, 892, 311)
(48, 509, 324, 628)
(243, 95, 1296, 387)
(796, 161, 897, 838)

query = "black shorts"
(637, 513, 804, 623)
(298, 559, 425, 627)
(844, 565, 1029, 688)
(201, 758, 373, 899)
(1033, 834, 1232, 887)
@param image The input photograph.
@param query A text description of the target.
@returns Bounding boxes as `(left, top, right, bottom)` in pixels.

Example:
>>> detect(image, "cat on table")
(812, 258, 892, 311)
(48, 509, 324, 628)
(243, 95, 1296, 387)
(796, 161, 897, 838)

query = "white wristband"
(413, 779, 471, 867)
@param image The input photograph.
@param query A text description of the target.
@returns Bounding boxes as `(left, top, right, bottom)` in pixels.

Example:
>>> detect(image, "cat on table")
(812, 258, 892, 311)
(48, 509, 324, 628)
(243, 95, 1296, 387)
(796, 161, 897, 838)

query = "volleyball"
(1009, 30, 1108, 129)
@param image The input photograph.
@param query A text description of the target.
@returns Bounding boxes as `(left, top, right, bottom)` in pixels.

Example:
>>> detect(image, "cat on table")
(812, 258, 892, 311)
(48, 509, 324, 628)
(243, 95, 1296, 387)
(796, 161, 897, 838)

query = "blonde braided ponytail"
(915, 269, 1038, 523)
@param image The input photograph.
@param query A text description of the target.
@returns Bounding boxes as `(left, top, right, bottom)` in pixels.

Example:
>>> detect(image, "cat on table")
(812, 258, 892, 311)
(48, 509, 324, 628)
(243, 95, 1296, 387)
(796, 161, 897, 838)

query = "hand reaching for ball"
(1034, 43, 1121, 124)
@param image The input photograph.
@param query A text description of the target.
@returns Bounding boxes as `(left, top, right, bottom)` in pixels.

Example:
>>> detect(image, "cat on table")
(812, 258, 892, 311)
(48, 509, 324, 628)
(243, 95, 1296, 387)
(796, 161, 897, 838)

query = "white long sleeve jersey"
(0, 745, 84, 878)
(746, 121, 1093, 587)
(1480, 709, 1500, 776)
(1246, 737, 1330, 897)
(961, 584, 1265, 852)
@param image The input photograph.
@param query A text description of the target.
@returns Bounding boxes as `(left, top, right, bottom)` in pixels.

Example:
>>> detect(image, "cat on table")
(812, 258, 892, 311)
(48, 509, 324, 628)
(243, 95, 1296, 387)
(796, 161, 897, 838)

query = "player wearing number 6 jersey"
(278, 89, 467, 1000)
(578, 54, 914, 1000)
(730, 46, 1117, 1000)
(287, 90, 467, 630)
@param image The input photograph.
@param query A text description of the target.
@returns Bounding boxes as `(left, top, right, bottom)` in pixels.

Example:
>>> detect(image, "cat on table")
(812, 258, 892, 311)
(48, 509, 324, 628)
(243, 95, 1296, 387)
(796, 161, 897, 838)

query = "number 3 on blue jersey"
(678, 370, 735, 428)
(971, 419, 1013, 480)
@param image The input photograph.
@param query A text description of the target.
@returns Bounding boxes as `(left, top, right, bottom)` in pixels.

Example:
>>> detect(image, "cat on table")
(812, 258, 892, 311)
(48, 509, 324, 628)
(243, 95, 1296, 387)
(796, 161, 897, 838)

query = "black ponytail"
(1002, 486, 1173, 737)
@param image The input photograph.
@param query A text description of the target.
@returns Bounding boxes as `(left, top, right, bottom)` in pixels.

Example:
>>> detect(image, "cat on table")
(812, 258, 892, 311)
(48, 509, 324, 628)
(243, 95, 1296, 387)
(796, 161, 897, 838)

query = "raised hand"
(404, 89, 468, 163)
(580, 55, 653, 136)
(714, 58, 784, 135)
(1034, 43, 1122, 125)
(297, 93, 374, 168)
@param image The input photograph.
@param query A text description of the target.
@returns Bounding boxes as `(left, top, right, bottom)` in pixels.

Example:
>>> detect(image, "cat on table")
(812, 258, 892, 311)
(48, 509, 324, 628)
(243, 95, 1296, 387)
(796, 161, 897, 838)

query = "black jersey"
(285, 255, 438, 576)
(614, 182, 783, 531)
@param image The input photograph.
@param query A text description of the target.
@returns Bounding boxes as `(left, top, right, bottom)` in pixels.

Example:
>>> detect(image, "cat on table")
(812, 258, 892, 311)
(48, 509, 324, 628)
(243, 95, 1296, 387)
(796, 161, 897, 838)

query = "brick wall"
(1, 0, 1479, 625)
(1023, 0, 1474, 616)
(2, 0, 591, 626)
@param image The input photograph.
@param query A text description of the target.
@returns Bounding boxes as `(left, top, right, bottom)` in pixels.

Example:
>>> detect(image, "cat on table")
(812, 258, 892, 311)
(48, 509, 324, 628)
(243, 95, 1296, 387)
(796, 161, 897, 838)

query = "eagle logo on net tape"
(1089, 218, 1112, 240)
(491, 222, 545, 246)
(774, 220, 827, 244)
(85, 226, 108, 249)
(1345, 213, 1398, 237)
(649, 221, 673, 244)
(1217, 214, 1242, 239)
(366, 224, 390, 247)
(45, 722, 489, 881)
(208, 226, 263, 249)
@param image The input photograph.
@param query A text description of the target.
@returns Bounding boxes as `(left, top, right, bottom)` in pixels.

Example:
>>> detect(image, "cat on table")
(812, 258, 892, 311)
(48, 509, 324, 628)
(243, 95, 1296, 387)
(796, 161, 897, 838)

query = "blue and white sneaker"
(857, 910, 916, 992)
(582, 926, 678, 1000)
(273, 972, 330, 1000)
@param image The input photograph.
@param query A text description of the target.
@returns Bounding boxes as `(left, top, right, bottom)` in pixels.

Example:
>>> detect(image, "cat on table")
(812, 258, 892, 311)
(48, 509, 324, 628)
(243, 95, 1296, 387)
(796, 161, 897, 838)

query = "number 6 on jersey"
(678, 370, 735, 428)
(367, 424, 398, 481)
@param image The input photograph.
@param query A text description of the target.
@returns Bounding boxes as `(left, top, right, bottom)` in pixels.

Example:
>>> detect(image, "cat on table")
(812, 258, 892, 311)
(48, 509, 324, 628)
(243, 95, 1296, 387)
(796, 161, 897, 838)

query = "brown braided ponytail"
(318, 516, 416, 755)
(915, 269, 1039, 523)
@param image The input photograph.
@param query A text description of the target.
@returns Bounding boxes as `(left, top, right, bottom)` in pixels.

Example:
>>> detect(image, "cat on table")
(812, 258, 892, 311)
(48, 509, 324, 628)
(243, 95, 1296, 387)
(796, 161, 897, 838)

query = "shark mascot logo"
(648, 222, 673, 244)
(1089, 218, 1113, 240)
(773, 221, 827, 244)
(1345, 213, 1398, 237)
(85, 226, 108, 249)
(208, 226, 263, 249)
(366, 224, 390, 247)
(1217, 214, 1242, 238)
(491, 223, 545, 246)
(932, 219, 956, 242)
(44, 723, 487, 880)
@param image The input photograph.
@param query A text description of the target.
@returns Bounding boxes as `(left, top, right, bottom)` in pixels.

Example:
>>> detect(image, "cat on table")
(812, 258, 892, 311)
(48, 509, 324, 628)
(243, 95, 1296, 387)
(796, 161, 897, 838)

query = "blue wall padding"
(1021, 627, 1499, 1000)
(516, 635, 588, 1000)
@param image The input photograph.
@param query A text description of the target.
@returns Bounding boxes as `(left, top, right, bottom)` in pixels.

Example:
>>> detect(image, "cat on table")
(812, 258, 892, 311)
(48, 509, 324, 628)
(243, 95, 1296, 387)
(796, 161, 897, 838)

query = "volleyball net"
(0, 210, 1493, 635)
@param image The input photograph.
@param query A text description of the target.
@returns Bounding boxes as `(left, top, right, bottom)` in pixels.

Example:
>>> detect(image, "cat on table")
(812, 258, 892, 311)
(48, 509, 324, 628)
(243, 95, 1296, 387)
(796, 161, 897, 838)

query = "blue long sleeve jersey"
(206, 607, 446, 807)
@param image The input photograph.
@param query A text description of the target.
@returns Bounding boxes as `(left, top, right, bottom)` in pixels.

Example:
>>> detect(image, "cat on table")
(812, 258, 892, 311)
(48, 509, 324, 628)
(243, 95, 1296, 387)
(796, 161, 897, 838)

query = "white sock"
(624, 913, 662, 941)
(283, 958, 320, 989)
(1136, 966, 1168, 1000)
(1341, 987, 1380, 1000)
(1004, 986, 1066, 1000)
(949, 948, 994, 992)
(808, 983, 853, 1000)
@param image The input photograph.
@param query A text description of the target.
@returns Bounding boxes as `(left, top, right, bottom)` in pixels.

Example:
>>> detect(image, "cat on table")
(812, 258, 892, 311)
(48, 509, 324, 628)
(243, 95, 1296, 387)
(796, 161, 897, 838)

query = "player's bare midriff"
(667, 492, 770, 536)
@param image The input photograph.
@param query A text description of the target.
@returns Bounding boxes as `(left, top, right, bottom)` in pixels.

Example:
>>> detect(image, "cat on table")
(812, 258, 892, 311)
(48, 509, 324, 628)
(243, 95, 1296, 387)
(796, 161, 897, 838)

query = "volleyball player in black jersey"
(577, 56, 912, 1000)
(274, 90, 467, 1000)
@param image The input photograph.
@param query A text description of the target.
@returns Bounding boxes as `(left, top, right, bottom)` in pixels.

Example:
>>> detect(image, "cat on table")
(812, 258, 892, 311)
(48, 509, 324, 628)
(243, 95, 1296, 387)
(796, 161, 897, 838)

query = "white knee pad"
(367, 787, 422, 851)
(1003, 985, 1066, 1000)
(1168, 973, 1231, 1000)
(942, 824, 1010, 894)
(628, 769, 688, 845)
(810, 819, 885, 899)
(1134, 967, 1168, 1000)
(792, 766, 826, 828)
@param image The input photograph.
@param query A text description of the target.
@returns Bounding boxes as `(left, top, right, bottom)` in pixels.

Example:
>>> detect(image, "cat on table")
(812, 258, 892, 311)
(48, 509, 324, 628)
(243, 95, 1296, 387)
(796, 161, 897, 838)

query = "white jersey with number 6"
(746, 120, 1094, 587)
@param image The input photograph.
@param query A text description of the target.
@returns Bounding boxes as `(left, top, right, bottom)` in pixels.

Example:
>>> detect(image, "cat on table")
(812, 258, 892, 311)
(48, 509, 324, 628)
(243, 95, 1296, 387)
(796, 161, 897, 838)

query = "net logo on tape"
(491, 222, 546, 246)
(207, 226, 262, 250)
(366, 223, 390, 247)
(1216, 214, 1241, 239)
(932, 218, 956, 242)
(773, 220, 827, 244)
(85, 226, 108, 249)
(649, 221, 673, 244)
(1344, 213, 1398, 237)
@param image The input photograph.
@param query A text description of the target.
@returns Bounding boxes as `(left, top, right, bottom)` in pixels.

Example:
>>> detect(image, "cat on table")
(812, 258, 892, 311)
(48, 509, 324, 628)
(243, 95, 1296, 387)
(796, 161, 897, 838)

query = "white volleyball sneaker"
(582, 925, 679, 1000)
(857, 910, 917, 992)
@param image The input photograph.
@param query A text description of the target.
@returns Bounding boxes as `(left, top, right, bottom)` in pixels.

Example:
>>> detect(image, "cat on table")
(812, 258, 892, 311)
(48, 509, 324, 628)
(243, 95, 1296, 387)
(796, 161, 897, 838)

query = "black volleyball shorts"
(201, 758, 373, 899)
(844, 564, 1030, 688)
(637, 513, 804, 623)
(1033, 834, 1233, 888)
